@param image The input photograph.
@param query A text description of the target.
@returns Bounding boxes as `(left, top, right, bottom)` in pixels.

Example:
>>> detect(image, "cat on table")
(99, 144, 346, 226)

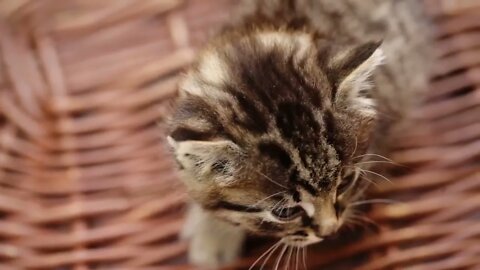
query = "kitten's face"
(168, 29, 383, 246)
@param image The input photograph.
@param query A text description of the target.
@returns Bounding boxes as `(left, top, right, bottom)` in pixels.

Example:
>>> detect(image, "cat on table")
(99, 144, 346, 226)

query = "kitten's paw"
(183, 204, 245, 268)
(189, 227, 245, 269)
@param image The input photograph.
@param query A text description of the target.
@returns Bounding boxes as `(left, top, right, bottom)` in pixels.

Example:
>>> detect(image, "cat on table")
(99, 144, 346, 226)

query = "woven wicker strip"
(0, 0, 478, 269)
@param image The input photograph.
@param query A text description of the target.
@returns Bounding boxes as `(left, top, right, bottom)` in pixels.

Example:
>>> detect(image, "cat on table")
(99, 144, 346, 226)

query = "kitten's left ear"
(328, 41, 385, 116)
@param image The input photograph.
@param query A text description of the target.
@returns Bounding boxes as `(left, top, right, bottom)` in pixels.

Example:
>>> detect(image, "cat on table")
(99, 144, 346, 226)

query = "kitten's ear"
(328, 41, 384, 116)
(167, 136, 243, 186)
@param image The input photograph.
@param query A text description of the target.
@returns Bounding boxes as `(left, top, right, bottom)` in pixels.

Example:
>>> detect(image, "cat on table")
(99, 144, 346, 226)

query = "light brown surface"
(0, 0, 479, 269)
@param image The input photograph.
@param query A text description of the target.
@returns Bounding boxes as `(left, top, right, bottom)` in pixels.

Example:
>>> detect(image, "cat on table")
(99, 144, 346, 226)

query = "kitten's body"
(168, 0, 432, 267)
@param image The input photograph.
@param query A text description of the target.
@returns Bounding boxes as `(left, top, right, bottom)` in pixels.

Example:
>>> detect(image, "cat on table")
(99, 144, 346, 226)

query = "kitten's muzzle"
(281, 218, 339, 247)
(310, 198, 341, 237)
(317, 218, 340, 237)
(282, 233, 323, 247)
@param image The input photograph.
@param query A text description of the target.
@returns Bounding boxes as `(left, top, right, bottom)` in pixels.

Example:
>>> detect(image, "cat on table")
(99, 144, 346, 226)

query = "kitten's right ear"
(167, 136, 243, 186)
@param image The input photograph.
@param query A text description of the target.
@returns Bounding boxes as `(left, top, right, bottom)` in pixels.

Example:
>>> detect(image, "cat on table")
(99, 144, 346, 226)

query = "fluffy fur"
(167, 0, 432, 267)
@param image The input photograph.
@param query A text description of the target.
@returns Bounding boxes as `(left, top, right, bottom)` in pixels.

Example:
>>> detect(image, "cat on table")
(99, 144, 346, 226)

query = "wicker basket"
(0, 0, 479, 269)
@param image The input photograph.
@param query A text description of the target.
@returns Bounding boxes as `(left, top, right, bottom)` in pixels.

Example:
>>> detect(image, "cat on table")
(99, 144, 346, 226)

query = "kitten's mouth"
(282, 235, 323, 247)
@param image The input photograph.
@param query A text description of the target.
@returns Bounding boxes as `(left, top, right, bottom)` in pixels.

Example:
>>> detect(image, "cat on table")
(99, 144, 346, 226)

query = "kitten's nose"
(319, 218, 339, 236)
(312, 198, 340, 237)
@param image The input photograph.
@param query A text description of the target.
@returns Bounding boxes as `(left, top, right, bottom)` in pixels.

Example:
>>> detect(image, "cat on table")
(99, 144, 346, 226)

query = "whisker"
(352, 216, 379, 233)
(356, 171, 379, 187)
(343, 219, 356, 229)
(347, 209, 365, 216)
(270, 198, 288, 211)
(254, 170, 288, 189)
(357, 180, 372, 194)
(260, 198, 288, 226)
(354, 160, 402, 167)
(353, 153, 394, 162)
(358, 168, 392, 184)
(347, 215, 379, 229)
(349, 166, 391, 186)
(302, 246, 307, 270)
(260, 241, 283, 270)
(249, 240, 282, 270)
(344, 216, 367, 228)
(362, 216, 379, 227)
(295, 247, 299, 270)
(250, 191, 285, 209)
(346, 215, 363, 223)
(349, 198, 399, 207)
(349, 136, 359, 159)
(274, 244, 288, 270)
(284, 246, 294, 270)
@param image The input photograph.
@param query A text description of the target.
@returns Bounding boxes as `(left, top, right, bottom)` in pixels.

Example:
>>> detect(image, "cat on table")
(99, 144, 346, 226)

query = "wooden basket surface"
(0, 0, 478, 269)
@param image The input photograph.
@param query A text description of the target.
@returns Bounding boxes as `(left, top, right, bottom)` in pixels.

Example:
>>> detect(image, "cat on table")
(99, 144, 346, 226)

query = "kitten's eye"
(271, 206, 305, 221)
(338, 173, 355, 195)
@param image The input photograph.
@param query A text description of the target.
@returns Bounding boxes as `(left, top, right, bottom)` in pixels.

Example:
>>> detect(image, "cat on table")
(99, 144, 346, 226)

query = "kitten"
(167, 0, 432, 267)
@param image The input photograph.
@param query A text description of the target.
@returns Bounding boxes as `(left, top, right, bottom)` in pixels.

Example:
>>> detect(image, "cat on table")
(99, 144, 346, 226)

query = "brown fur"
(167, 0, 432, 267)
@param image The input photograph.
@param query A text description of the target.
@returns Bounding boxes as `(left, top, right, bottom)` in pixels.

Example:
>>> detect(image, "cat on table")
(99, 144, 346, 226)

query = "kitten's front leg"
(182, 203, 246, 269)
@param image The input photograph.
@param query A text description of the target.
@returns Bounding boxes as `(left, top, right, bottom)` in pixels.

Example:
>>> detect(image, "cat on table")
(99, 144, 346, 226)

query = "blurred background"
(0, 0, 479, 269)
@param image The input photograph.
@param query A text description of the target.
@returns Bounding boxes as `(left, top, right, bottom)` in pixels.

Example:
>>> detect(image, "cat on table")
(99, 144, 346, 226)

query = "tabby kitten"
(167, 0, 432, 267)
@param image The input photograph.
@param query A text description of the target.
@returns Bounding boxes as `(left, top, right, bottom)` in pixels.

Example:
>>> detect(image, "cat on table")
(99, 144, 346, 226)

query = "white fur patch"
(180, 50, 229, 99)
(299, 202, 315, 217)
(282, 232, 323, 247)
(255, 31, 313, 57)
(198, 51, 229, 85)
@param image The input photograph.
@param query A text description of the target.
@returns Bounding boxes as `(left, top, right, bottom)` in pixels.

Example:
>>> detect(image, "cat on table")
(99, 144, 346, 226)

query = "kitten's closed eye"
(271, 205, 305, 221)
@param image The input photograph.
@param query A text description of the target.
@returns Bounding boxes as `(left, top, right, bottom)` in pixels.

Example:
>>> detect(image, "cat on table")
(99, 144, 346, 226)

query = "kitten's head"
(168, 28, 384, 246)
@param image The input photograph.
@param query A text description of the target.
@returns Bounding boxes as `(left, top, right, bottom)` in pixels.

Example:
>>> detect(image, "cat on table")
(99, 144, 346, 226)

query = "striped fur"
(167, 0, 432, 266)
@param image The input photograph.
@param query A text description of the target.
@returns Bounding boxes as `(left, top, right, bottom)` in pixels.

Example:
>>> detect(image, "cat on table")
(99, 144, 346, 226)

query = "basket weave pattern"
(0, 0, 479, 269)
(0, 0, 236, 268)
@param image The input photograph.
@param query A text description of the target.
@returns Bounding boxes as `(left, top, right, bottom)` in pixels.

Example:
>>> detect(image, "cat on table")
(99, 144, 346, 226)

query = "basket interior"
(0, 0, 479, 269)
